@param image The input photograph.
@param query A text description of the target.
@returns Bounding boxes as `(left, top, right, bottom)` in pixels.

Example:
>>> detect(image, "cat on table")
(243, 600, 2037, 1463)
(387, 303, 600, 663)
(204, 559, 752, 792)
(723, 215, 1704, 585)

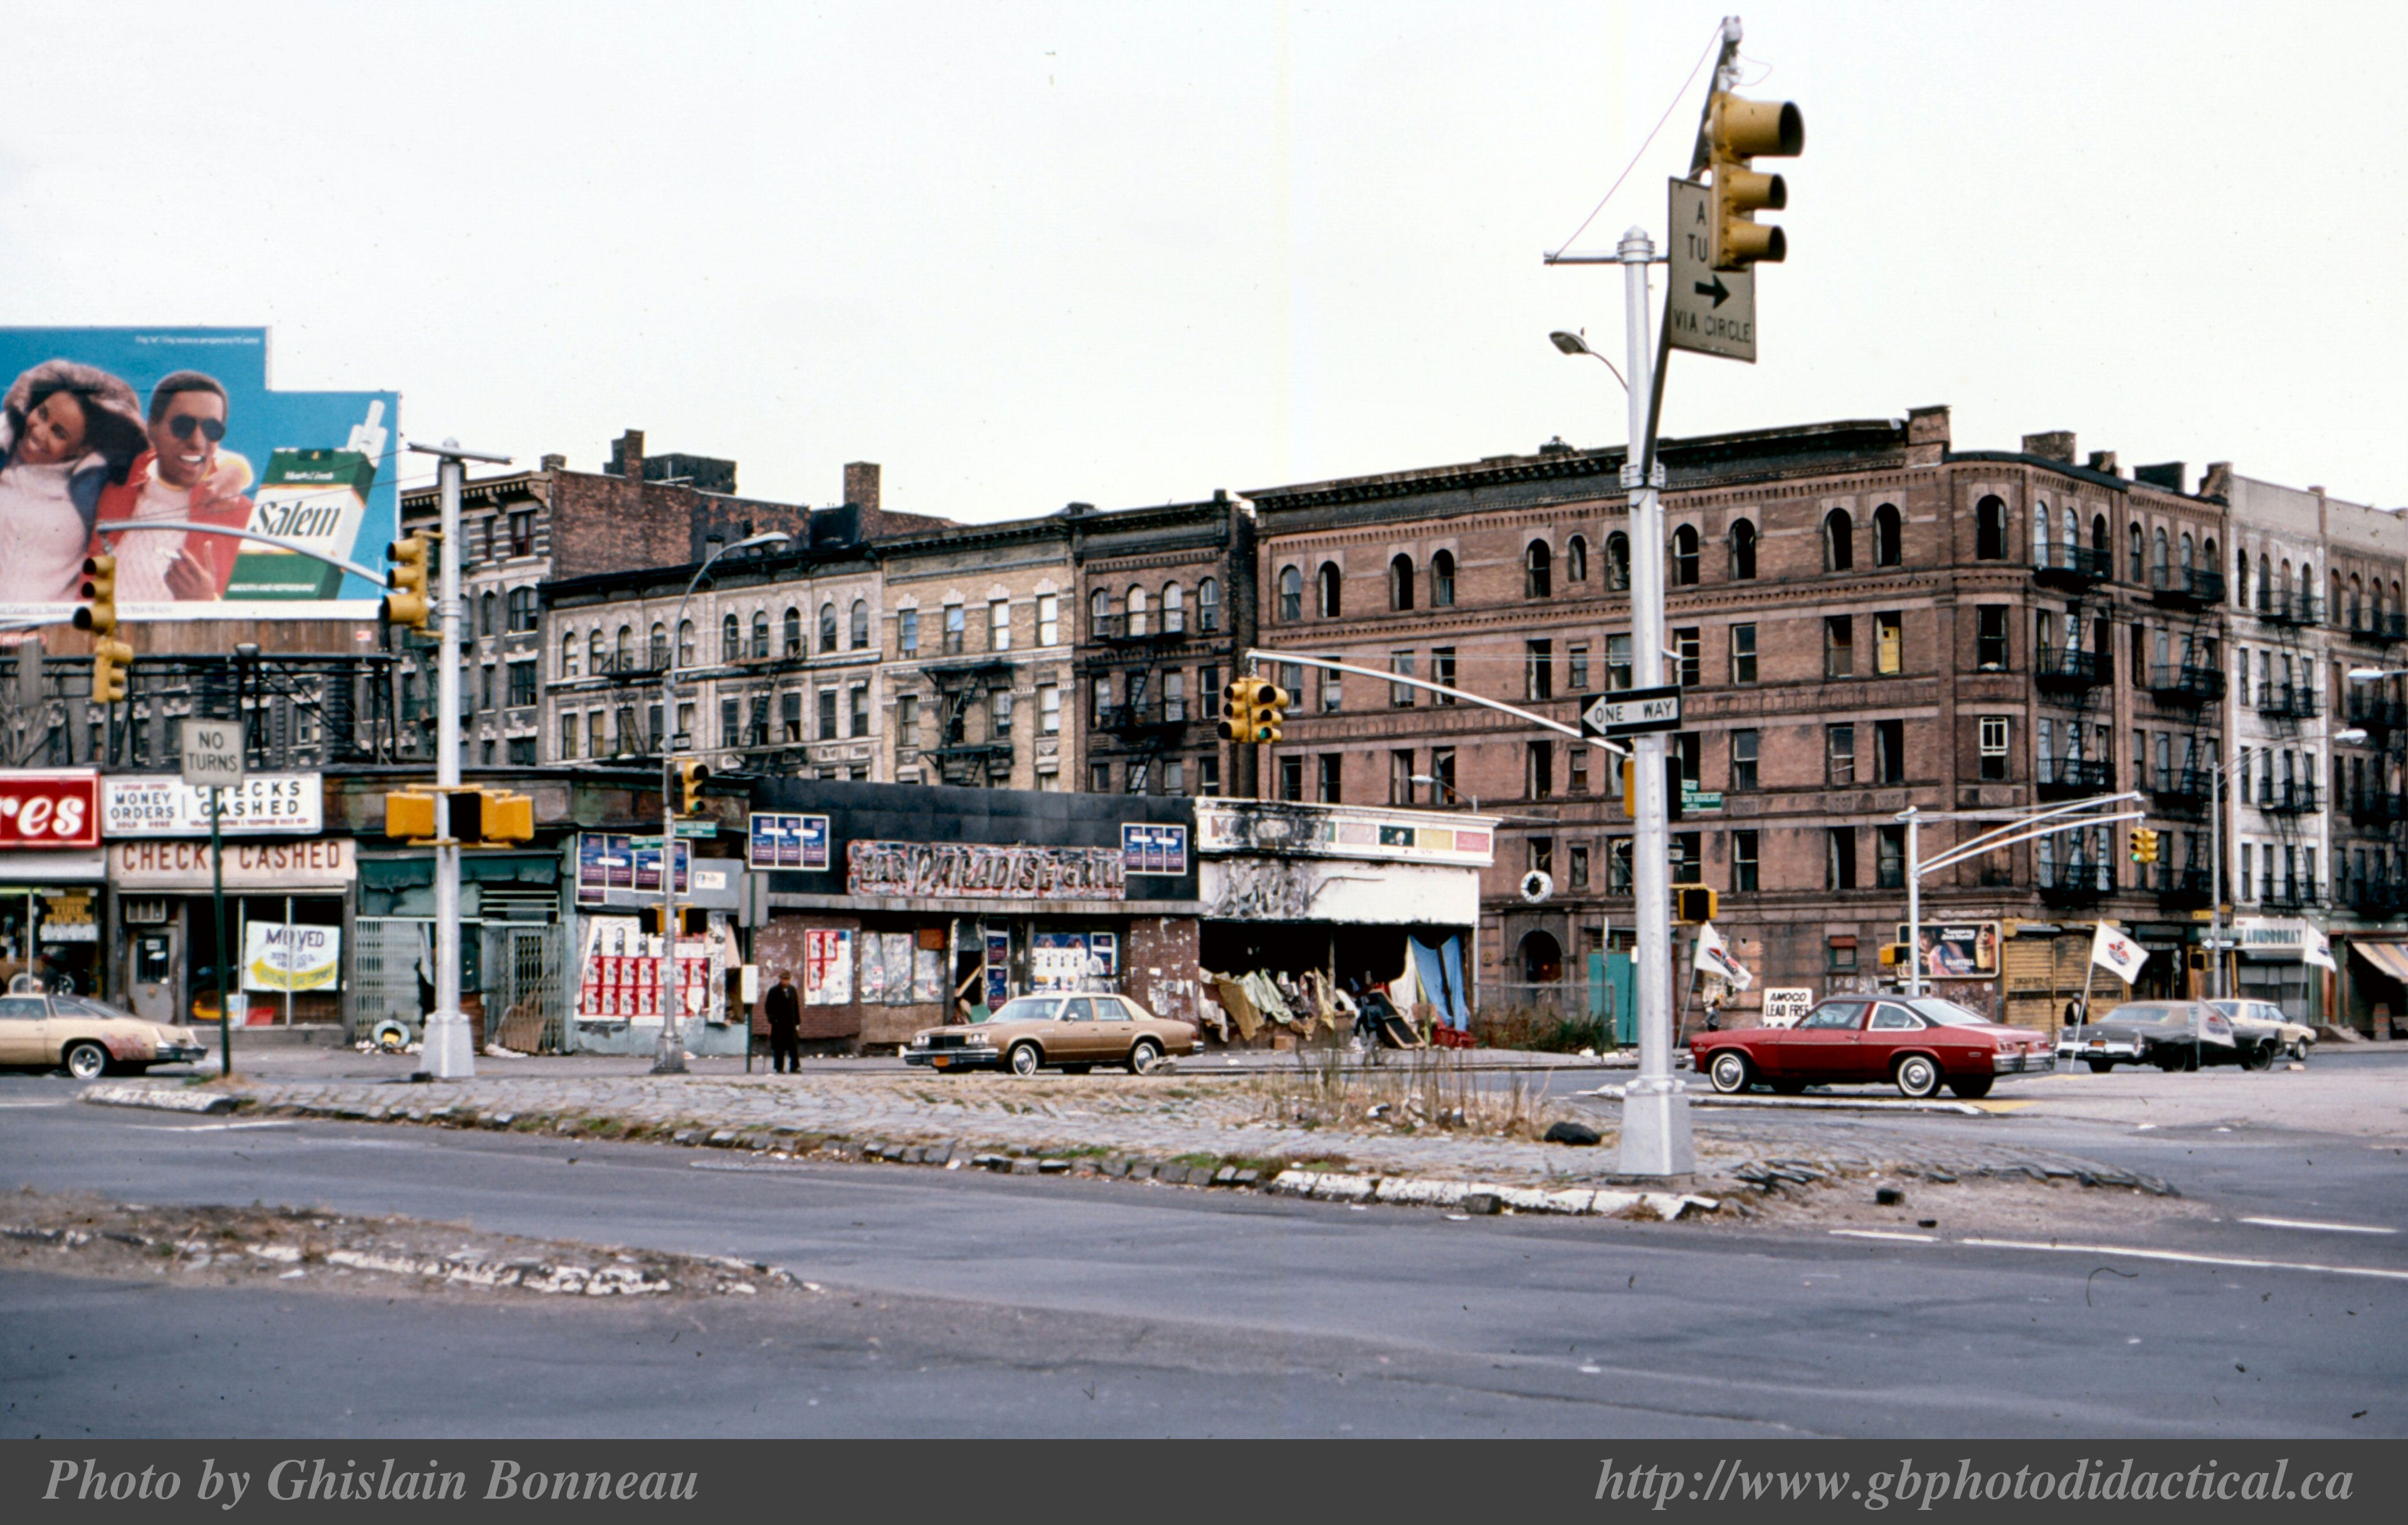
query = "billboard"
(0, 327, 398, 621)
(1894, 922, 2002, 980)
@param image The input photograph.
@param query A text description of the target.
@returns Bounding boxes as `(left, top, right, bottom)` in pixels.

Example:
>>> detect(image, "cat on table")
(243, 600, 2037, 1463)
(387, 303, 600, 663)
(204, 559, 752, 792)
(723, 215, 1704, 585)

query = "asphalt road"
(3, 1066, 2403, 1439)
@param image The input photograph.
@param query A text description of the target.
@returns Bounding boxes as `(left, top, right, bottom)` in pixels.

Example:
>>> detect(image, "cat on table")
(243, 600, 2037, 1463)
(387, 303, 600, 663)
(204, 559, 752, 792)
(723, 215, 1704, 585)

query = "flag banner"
(1693, 922, 1753, 991)
(2091, 921, 2150, 983)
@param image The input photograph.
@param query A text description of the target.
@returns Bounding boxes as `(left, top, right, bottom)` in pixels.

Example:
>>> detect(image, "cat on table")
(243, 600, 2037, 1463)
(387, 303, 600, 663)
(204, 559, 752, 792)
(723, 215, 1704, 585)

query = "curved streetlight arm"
(1247, 648, 1630, 756)
(92, 519, 387, 586)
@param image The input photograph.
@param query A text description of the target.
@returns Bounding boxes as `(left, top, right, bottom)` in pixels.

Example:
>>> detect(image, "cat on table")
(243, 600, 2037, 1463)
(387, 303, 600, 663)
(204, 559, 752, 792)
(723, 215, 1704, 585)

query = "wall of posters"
(746, 813, 831, 870)
(1894, 922, 2001, 980)
(0, 327, 398, 620)
(804, 927, 853, 1005)
(1121, 823, 1188, 876)
(574, 916, 721, 1021)
(575, 833, 689, 904)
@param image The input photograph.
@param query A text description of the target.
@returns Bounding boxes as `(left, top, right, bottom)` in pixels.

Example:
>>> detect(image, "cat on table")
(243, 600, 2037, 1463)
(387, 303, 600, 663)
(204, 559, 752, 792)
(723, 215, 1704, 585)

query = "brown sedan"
(903, 993, 1198, 1077)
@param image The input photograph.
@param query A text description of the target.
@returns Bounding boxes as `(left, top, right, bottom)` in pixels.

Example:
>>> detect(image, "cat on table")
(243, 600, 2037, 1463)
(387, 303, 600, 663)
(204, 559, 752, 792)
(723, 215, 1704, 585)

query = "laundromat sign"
(0, 770, 100, 848)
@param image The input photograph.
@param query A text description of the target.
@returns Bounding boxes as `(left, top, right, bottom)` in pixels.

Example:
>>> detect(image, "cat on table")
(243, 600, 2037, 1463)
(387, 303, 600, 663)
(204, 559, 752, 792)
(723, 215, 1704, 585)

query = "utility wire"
(1550, 21, 1724, 258)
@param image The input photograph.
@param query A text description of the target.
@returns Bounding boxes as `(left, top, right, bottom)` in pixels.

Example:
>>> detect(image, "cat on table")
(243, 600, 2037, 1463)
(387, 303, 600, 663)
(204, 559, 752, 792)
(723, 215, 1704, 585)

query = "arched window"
(1605, 532, 1630, 591)
(2350, 575, 2365, 630)
(2153, 528, 2170, 584)
(1519, 929, 1563, 984)
(589, 629, 605, 672)
(2062, 505, 2078, 557)
(2279, 559, 2294, 615)
(1318, 562, 1343, 618)
(1874, 504, 1902, 567)
(1090, 588, 1112, 634)
(2202, 537, 2218, 594)
(1825, 509, 1855, 573)
(751, 610, 769, 659)
(1975, 497, 2007, 561)
(2333, 571, 2346, 630)
(783, 606, 802, 657)
(648, 622, 668, 668)
(1566, 536, 1589, 583)
(850, 599, 869, 649)
(1671, 524, 1700, 586)
(1126, 585, 1149, 637)
(2257, 554, 2271, 611)
(615, 625, 633, 667)
(676, 618, 695, 667)
(1161, 583, 1184, 633)
(480, 590, 497, 637)
(1277, 566, 1302, 621)
(561, 630, 578, 678)
(1430, 551, 1456, 607)
(818, 601, 838, 653)
(2128, 522, 2145, 582)
(722, 612, 740, 661)
(2091, 513, 2109, 554)
(1730, 519, 1758, 580)
(1390, 554, 1415, 612)
(2180, 532, 2195, 571)
(1525, 541, 1551, 599)
(1198, 578, 1221, 632)
(2031, 502, 2049, 564)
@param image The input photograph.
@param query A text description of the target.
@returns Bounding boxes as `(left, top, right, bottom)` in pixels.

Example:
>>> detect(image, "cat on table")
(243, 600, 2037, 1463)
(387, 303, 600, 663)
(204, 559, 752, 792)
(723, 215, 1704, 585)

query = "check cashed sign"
(0, 771, 100, 848)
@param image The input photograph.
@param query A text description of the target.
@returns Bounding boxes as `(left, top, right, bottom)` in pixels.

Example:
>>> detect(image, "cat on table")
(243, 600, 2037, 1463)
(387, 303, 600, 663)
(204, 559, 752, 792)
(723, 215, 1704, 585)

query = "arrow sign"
(1694, 273, 1731, 308)
(1582, 687, 1682, 738)
(1667, 179, 1756, 362)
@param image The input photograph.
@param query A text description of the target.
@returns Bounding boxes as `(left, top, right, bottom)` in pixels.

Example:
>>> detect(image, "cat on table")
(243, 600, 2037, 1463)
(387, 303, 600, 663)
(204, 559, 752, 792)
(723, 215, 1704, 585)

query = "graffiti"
(847, 840, 1126, 901)
(1208, 858, 1315, 921)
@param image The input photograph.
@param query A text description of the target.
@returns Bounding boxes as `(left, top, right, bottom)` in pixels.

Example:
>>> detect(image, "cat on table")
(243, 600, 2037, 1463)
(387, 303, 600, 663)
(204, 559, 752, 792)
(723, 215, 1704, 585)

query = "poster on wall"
(804, 927, 853, 1005)
(746, 813, 830, 870)
(985, 930, 1011, 1006)
(240, 921, 340, 992)
(1121, 823, 1188, 876)
(576, 834, 687, 903)
(1894, 922, 2001, 980)
(0, 327, 398, 622)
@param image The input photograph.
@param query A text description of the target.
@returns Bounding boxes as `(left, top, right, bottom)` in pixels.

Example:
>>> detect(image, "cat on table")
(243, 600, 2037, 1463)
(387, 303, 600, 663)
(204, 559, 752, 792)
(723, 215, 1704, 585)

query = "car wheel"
(2289, 1042, 2309, 1064)
(1706, 1050, 1753, 1094)
(63, 1042, 110, 1081)
(1007, 1042, 1042, 1077)
(2086, 1059, 2115, 1074)
(2242, 1042, 2274, 1072)
(1893, 1053, 1941, 1099)
(1947, 1075, 1994, 1100)
(1127, 1038, 1163, 1075)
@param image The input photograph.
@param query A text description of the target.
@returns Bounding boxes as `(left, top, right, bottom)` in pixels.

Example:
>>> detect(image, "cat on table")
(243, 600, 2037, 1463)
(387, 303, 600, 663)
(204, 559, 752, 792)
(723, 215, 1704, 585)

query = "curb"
(1268, 1168, 1718, 1220)
(79, 1084, 239, 1116)
(1583, 1085, 1987, 1117)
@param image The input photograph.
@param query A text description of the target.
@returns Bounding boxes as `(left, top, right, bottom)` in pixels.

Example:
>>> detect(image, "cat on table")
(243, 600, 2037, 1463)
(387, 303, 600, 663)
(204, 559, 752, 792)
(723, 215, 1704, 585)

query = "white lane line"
(125, 1121, 299, 1133)
(1958, 1237, 2408, 1283)
(1828, 1229, 1939, 1243)
(0, 1100, 67, 1109)
(2237, 1216, 2397, 1236)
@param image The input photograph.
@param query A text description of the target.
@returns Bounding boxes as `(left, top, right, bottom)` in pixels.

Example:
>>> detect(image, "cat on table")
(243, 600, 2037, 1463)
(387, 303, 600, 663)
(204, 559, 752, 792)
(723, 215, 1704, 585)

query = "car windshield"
(1903, 998, 1993, 1027)
(988, 997, 1061, 1023)
(53, 996, 122, 1020)
(2102, 1003, 2190, 1027)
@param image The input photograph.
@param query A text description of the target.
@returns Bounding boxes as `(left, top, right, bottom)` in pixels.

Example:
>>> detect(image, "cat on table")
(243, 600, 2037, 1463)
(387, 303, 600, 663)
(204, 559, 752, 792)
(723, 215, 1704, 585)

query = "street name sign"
(1667, 179, 1756, 362)
(1582, 687, 1682, 738)
(181, 720, 246, 790)
(1682, 788, 1724, 812)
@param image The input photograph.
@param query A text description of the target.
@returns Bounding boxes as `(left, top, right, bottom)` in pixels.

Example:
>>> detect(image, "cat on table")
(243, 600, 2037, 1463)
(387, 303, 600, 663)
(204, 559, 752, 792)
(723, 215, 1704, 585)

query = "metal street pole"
(2211, 759, 2226, 999)
(211, 783, 231, 1078)
(1617, 223, 1694, 1178)
(1903, 808, 1922, 998)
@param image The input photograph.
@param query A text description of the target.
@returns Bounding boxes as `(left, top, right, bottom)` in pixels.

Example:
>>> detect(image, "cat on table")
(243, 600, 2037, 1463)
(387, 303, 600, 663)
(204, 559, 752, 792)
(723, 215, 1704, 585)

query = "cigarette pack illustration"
(226, 448, 378, 599)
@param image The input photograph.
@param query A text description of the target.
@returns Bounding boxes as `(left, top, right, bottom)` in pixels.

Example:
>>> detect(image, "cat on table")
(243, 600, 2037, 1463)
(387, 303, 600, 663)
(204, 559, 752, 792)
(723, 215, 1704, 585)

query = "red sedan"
(1690, 995, 2056, 1100)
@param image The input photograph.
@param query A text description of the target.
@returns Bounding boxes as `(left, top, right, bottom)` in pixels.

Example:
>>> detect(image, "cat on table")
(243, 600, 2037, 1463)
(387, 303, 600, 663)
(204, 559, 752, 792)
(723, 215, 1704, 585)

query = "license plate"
(931, 1056, 950, 1069)
(2088, 1040, 2106, 1048)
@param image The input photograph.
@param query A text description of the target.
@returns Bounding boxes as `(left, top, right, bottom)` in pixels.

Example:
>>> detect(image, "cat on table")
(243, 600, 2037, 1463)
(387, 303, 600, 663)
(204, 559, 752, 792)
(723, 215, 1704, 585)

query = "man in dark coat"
(764, 968, 803, 1074)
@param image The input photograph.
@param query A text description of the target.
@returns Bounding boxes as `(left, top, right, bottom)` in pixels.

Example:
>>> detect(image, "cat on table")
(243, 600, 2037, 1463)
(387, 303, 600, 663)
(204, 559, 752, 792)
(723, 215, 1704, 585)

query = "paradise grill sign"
(848, 840, 1126, 902)
(0, 771, 100, 848)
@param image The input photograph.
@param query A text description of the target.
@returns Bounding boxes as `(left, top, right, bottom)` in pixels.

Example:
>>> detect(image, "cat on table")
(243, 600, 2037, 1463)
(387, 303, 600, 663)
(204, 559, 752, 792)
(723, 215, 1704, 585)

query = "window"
(1126, 586, 1148, 636)
(943, 603, 964, 655)
(1526, 541, 1552, 598)
(844, 599, 865, 650)
(1430, 551, 1455, 608)
(990, 689, 1011, 739)
(505, 736, 534, 766)
(588, 710, 605, 758)
(1318, 562, 1343, 618)
(1608, 838, 1634, 892)
(1978, 715, 2010, 780)
(1675, 628, 1700, 687)
(988, 598, 1011, 652)
(508, 586, 536, 632)
(1525, 639, 1553, 700)
(1570, 844, 1591, 889)
(1729, 623, 1757, 684)
(1198, 665, 1218, 717)
(1198, 578, 1220, 632)
(1087, 762, 1111, 793)
(850, 683, 870, 738)
(1125, 760, 1151, 794)
(1876, 719, 1904, 784)
(1390, 651, 1417, 707)
(1570, 745, 1589, 794)
(1827, 724, 1857, 785)
(1430, 747, 1457, 805)
(1976, 606, 2009, 670)
(1672, 832, 1701, 885)
(1089, 587, 1112, 636)
(1605, 533, 1630, 591)
(1037, 593, 1059, 646)
(1568, 643, 1590, 691)
(1827, 826, 1858, 890)
(1034, 684, 1058, 736)
(1674, 731, 1701, 786)
(1432, 648, 1457, 702)
(1390, 750, 1417, 805)
(782, 608, 802, 657)
(1279, 756, 1304, 801)
(1732, 830, 1759, 892)
(1090, 675, 1112, 727)
(507, 662, 537, 708)
(1390, 554, 1415, 611)
(675, 619, 695, 668)
(1672, 525, 1699, 586)
(646, 623, 666, 668)
(1873, 504, 1902, 567)
(558, 712, 578, 760)
(1278, 566, 1302, 621)
(1731, 729, 1759, 791)
(897, 607, 919, 657)
(561, 630, 579, 678)
(508, 509, 536, 558)
(1970, 496, 2006, 561)
(1528, 739, 1554, 798)
(1731, 519, 1757, 580)
(1607, 633, 1632, 690)
(480, 590, 497, 638)
(1567, 536, 1588, 583)
(1319, 659, 1343, 712)
(1161, 583, 1184, 633)
(586, 629, 604, 675)
(479, 663, 496, 711)
(1824, 615, 1855, 678)
(1824, 509, 1854, 572)
(818, 602, 838, 653)
(1164, 670, 1186, 722)
(675, 702, 694, 747)
(1528, 836, 1555, 877)
(781, 692, 803, 743)
(1196, 756, 1220, 796)
(816, 689, 838, 741)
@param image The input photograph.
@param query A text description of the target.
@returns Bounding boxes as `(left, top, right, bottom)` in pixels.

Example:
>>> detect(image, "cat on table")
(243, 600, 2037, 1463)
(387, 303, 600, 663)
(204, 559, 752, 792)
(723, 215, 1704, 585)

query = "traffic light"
(676, 761, 709, 816)
(382, 787, 532, 844)
(383, 535, 433, 634)
(1621, 754, 1687, 821)
(1674, 885, 1718, 924)
(1705, 90, 1803, 270)
(1257, 682, 1289, 743)
(90, 638, 132, 704)
(2130, 827, 2160, 865)
(1879, 942, 1912, 969)
(384, 789, 440, 841)
(1217, 677, 1289, 743)
(73, 554, 117, 638)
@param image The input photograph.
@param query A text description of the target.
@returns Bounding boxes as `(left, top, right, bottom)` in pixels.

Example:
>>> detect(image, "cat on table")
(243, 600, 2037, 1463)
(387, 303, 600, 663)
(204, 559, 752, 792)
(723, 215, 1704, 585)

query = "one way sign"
(1667, 178, 1756, 362)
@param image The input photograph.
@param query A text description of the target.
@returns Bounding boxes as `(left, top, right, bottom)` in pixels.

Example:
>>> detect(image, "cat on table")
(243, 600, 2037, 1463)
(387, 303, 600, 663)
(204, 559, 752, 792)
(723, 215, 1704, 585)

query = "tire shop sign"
(847, 840, 1124, 901)
(0, 770, 100, 848)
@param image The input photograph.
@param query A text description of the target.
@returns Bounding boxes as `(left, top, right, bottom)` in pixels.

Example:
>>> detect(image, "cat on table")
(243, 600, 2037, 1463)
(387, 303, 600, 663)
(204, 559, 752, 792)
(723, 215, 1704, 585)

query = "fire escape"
(2252, 576, 2323, 910)
(2343, 598, 2408, 919)
(2031, 541, 2116, 904)
(2140, 557, 2229, 910)
(1081, 607, 1191, 793)
(921, 652, 1015, 787)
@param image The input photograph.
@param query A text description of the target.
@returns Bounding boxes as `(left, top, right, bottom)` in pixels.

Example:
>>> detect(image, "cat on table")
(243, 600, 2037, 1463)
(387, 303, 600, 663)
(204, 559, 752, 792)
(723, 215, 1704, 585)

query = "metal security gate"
(352, 917, 430, 1039)
(480, 922, 566, 1053)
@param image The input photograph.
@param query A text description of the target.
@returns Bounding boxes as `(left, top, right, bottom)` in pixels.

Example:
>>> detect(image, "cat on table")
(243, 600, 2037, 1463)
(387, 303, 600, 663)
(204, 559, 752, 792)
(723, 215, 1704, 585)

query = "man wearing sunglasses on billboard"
(92, 370, 254, 602)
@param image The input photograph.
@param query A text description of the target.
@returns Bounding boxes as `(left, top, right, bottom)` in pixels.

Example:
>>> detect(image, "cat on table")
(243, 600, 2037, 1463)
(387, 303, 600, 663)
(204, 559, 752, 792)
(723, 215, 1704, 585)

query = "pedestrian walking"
(764, 968, 802, 1074)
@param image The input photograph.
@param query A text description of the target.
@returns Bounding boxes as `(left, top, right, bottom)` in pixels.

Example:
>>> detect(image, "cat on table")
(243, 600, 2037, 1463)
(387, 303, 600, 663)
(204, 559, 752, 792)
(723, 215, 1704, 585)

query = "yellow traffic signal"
(1216, 677, 1257, 742)
(1674, 885, 1718, 924)
(91, 638, 132, 704)
(1622, 754, 1687, 821)
(676, 761, 709, 816)
(1706, 91, 1803, 270)
(2131, 827, 2160, 865)
(383, 535, 433, 633)
(384, 790, 440, 841)
(1878, 942, 1912, 969)
(1256, 683, 1289, 743)
(475, 789, 535, 844)
(74, 554, 119, 638)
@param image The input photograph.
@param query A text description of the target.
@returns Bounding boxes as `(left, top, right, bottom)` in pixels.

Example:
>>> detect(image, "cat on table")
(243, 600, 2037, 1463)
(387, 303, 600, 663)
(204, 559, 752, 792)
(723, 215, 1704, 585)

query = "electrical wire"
(1549, 21, 1724, 258)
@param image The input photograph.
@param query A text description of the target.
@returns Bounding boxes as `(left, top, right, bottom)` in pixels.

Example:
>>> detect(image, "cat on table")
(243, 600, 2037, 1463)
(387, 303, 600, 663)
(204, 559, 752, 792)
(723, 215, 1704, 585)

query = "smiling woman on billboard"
(0, 360, 149, 603)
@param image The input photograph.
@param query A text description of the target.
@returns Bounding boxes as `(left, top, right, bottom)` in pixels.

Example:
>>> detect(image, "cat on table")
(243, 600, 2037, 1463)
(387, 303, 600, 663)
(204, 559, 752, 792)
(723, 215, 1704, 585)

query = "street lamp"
(1410, 774, 1480, 813)
(652, 529, 792, 1076)
(1548, 330, 1629, 392)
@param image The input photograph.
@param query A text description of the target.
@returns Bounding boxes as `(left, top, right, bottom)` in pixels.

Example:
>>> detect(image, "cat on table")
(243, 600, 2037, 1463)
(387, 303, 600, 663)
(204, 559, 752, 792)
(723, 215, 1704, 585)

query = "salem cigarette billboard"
(0, 327, 398, 621)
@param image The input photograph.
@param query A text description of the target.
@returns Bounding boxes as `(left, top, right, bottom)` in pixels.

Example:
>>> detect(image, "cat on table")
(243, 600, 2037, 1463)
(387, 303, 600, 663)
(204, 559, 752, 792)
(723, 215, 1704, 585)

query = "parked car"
(0, 987, 211, 1079)
(2061, 1000, 2279, 1072)
(2208, 999, 2315, 1062)
(902, 993, 1199, 1076)
(1689, 995, 2054, 1099)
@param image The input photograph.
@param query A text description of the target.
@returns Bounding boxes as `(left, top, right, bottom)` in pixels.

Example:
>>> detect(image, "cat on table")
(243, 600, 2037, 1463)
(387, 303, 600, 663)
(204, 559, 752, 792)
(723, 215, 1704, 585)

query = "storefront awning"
(2350, 941, 2408, 984)
(358, 854, 559, 891)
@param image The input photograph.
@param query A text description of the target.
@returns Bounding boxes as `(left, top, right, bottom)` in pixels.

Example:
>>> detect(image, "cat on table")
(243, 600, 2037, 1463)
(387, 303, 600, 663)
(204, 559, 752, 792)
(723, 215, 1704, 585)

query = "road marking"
(1957, 1237, 2408, 1283)
(2237, 1216, 2397, 1236)
(126, 1121, 298, 1133)
(0, 1100, 67, 1109)
(1829, 1229, 1938, 1243)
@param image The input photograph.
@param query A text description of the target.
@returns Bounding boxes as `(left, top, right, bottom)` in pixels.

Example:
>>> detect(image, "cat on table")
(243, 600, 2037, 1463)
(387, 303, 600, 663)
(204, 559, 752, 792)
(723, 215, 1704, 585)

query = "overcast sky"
(5, 2, 2399, 518)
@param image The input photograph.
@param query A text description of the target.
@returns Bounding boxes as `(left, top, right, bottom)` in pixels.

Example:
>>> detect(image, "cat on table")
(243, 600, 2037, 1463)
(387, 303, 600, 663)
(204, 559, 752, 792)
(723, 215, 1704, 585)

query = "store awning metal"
(2349, 941, 2408, 984)
(357, 854, 559, 891)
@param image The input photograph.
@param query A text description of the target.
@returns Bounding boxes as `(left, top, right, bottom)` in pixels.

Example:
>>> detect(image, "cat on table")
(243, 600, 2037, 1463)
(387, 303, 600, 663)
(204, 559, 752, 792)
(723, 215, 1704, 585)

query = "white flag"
(1693, 923, 1753, 991)
(2090, 921, 2149, 984)
(2304, 925, 2337, 973)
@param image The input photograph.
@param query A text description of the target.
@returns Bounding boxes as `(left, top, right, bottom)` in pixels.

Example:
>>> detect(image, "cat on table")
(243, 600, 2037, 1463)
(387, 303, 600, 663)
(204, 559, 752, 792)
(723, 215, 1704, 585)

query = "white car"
(2208, 1000, 2315, 1062)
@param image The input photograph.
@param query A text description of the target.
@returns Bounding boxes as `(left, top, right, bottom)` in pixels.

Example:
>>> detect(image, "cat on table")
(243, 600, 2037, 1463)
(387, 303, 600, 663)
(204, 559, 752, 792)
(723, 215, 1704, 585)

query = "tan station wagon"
(903, 993, 1198, 1077)
(0, 988, 211, 1079)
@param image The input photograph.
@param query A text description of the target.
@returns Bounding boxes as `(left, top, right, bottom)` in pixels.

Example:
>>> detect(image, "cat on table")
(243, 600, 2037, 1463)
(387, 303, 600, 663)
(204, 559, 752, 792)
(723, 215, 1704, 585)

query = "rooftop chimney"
(540, 453, 566, 473)
(2133, 462, 2186, 493)
(2022, 430, 2076, 465)
(608, 430, 645, 479)
(1906, 404, 1950, 467)
(2086, 450, 2120, 477)
(843, 462, 881, 515)
(2199, 463, 2233, 502)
